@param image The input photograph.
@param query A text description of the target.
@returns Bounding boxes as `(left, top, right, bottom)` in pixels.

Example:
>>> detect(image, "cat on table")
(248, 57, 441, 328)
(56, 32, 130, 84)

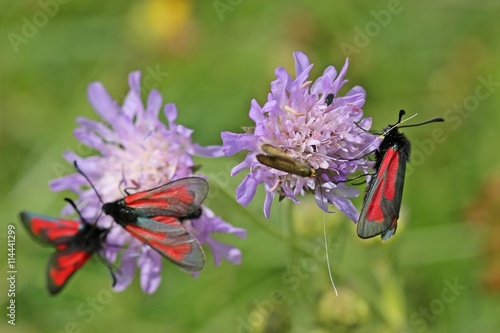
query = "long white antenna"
(323, 215, 338, 296)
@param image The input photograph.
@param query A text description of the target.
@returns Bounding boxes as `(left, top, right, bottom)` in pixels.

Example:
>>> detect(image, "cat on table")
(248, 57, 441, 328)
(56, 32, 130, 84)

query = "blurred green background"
(1, 0, 500, 332)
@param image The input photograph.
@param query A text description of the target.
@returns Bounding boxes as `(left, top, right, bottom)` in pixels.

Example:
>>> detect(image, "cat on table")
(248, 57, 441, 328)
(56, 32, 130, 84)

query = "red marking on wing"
(22, 213, 81, 244)
(48, 250, 91, 293)
(366, 148, 399, 223)
(32, 218, 79, 236)
(126, 189, 194, 209)
(31, 216, 80, 235)
(125, 224, 191, 262)
(384, 150, 399, 200)
(153, 215, 183, 226)
(124, 183, 194, 209)
(57, 244, 68, 251)
(124, 217, 205, 271)
(123, 178, 208, 217)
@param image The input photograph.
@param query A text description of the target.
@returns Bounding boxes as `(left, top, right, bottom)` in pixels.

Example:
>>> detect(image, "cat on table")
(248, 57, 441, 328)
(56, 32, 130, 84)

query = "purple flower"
(221, 52, 380, 221)
(50, 71, 247, 294)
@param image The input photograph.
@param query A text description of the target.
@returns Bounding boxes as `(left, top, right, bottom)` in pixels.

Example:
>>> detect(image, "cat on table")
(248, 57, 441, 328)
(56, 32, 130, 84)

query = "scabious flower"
(50, 71, 246, 293)
(221, 52, 380, 221)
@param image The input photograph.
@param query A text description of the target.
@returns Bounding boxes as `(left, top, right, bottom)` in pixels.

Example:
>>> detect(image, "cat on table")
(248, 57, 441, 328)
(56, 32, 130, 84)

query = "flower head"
(51, 71, 246, 293)
(221, 52, 380, 221)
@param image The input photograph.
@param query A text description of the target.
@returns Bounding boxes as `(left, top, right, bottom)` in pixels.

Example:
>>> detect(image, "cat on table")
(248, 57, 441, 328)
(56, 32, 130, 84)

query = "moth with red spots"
(20, 200, 111, 295)
(100, 177, 209, 272)
(357, 110, 444, 241)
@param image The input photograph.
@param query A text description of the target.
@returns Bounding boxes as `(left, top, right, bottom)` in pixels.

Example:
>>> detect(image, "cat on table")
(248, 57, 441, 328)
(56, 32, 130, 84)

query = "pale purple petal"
(190, 144, 224, 157)
(74, 127, 106, 151)
(207, 239, 242, 266)
(76, 117, 118, 143)
(164, 103, 178, 127)
(138, 248, 162, 294)
(236, 175, 259, 206)
(293, 51, 311, 77)
(221, 132, 258, 156)
(103, 227, 129, 263)
(122, 71, 143, 119)
(187, 208, 246, 267)
(145, 89, 163, 120)
(263, 191, 275, 218)
(113, 247, 138, 292)
(249, 99, 264, 123)
(49, 174, 85, 192)
(331, 58, 350, 93)
(87, 83, 120, 123)
(327, 194, 360, 223)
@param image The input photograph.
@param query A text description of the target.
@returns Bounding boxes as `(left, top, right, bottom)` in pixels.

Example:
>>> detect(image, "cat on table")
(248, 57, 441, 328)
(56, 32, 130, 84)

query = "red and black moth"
(20, 199, 111, 295)
(357, 110, 444, 241)
(73, 162, 209, 272)
(100, 177, 209, 272)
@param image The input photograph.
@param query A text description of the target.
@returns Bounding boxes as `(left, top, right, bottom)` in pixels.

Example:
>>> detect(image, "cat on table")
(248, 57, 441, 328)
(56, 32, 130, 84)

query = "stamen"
(269, 178, 281, 192)
(284, 105, 304, 116)
(301, 80, 313, 89)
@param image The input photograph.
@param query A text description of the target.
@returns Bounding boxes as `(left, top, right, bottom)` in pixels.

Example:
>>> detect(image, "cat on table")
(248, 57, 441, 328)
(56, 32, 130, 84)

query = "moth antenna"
(353, 121, 371, 133)
(350, 111, 422, 160)
(73, 161, 105, 204)
(64, 197, 104, 228)
(315, 150, 376, 163)
(352, 179, 368, 186)
(335, 172, 373, 184)
(348, 137, 382, 160)
(323, 214, 338, 297)
(390, 110, 444, 131)
(354, 111, 417, 159)
(123, 186, 140, 196)
(397, 117, 445, 129)
(103, 256, 117, 287)
(397, 109, 406, 123)
(384, 111, 419, 135)
(64, 198, 88, 223)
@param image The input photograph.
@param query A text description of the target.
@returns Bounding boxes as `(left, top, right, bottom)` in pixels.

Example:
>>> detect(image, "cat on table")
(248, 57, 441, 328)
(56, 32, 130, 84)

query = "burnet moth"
(256, 143, 316, 178)
(20, 199, 111, 295)
(357, 110, 444, 241)
(101, 178, 208, 272)
(74, 163, 209, 272)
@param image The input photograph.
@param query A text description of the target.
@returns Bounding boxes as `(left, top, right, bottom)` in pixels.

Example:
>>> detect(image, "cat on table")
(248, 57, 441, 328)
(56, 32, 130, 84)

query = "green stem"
(282, 199, 296, 258)
(215, 181, 314, 257)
